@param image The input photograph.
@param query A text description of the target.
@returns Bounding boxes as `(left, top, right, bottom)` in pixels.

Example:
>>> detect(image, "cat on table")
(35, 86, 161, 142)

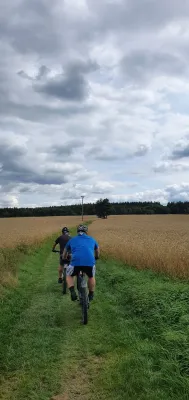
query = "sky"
(1, 0, 189, 208)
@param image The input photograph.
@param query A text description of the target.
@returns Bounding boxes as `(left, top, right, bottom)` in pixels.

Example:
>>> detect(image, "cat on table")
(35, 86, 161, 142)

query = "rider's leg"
(66, 266, 77, 301)
(88, 277, 96, 292)
(58, 265, 63, 283)
(66, 275, 74, 288)
(88, 266, 96, 301)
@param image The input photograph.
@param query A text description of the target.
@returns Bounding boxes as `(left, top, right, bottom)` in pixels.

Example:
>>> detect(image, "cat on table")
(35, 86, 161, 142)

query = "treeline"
(0, 201, 189, 218)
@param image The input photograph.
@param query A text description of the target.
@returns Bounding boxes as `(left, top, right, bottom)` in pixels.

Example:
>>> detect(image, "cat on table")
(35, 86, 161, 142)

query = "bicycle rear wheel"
(77, 274, 82, 305)
(81, 288, 88, 325)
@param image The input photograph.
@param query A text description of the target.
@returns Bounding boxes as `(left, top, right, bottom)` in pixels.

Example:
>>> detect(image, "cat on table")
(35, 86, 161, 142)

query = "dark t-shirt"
(55, 234, 71, 255)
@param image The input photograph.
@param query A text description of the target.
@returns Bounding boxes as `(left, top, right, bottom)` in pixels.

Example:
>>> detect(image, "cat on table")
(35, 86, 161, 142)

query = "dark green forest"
(0, 200, 189, 218)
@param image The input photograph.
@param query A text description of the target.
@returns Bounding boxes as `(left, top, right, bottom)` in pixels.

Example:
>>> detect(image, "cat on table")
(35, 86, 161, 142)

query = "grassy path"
(1, 239, 189, 399)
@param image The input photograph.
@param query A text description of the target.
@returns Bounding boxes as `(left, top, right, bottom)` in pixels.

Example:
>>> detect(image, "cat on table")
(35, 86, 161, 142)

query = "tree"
(95, 198, 111, 219)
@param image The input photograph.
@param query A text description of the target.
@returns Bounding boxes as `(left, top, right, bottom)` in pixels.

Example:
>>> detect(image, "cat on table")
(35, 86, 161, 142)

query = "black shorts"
(66, 265, 96, 278)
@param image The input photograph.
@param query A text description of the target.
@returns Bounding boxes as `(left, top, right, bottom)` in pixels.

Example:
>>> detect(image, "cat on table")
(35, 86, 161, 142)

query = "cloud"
(121, 50, 187, 84)
(170, 140, 189, 160)
(109, 183, 189, 205)
(133, 144, 149, 157)
(153, 161, 189, 173)
(1, 0, 189, 208)
(34, 60, 98, 101)
(0, 194, 19, 208)
(0, 135, 92, 187)
(87, 143, 149, 161)
(49, 139, 84, 158)
(18, 65, 49, 81)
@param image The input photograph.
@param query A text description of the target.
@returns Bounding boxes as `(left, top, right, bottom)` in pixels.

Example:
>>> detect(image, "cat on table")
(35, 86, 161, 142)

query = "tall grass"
(89, 215, 189, 279)
(0, 239, 44, 289)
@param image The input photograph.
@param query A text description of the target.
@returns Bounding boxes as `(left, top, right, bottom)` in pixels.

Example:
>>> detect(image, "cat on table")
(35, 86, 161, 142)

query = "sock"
(69, 286, 75, 293)
(89, 291, 94, 297)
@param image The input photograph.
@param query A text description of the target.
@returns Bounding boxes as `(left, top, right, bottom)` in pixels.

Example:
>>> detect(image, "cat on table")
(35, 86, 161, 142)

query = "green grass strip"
(1, 234, 189, 399)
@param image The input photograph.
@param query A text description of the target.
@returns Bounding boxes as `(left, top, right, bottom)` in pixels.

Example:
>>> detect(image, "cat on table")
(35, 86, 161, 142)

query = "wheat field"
(1, 214, 189, 279)
(0, 215, 96, 287)
(0, 215, 95, 248)
(90, 215, 189, 278)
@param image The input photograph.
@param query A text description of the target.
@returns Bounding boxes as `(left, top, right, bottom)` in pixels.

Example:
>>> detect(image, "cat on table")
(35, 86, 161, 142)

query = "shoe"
(71, 290, 77, 301)
(88, 293, 94, 302)
(58, 278, 63, 283)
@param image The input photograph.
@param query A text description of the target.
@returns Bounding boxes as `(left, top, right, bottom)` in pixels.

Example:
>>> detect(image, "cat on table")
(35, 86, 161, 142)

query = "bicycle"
(76, 270, 89, 325)
(53, 250, 68, 294)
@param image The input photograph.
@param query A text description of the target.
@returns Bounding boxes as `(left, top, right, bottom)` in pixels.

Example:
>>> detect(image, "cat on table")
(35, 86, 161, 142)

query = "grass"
(0, 240, 43, 289)
(1, 235, 189, 399)
(90, 215, 189, 278)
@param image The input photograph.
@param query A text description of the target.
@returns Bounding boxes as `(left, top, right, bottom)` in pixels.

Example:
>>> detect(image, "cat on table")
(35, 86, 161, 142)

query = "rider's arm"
(62, 241, 71, 259)
(52, 237, 59, 252)
(52, 243, 56, 252)
(94, 241, 100, 259)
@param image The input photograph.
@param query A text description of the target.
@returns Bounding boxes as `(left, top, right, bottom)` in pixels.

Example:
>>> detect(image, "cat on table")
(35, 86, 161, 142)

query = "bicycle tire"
(81, 288, 88, 325)
(76, 272, 89, 324)
(62, 267, 67, 294)
(77, 274, 82, 305)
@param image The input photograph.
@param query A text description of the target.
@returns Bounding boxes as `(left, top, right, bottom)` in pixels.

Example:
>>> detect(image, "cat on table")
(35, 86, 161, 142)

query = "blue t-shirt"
(65, 234, 99, 267)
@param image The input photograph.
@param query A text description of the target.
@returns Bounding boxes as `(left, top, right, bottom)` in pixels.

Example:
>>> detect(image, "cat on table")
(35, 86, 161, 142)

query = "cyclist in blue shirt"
(62, 224, 100, 302)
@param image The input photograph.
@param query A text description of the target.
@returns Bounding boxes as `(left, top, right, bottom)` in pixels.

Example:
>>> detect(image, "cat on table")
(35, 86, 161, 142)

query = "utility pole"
(81, 195, 84, 221)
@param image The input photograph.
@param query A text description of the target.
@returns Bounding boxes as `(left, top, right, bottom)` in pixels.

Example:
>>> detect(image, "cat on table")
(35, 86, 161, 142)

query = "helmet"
(62, 227, 69, 234)
(77, 224, 88, 233)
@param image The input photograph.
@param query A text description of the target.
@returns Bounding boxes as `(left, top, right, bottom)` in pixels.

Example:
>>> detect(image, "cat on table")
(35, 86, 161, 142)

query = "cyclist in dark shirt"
(52, 227, 71, 283)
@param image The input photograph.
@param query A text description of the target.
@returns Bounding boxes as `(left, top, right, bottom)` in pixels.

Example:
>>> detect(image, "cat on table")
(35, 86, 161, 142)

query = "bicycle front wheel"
(82, 289, 88, 325)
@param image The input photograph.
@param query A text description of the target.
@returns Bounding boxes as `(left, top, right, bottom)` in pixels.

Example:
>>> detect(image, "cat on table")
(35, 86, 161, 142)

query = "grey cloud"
(1, 161, 68, 186)
(36, 65, 50, 80)
(86, 146, 118, 161)
(17, 70, 33, 80)
(34, 60, 98, 101)
(121, 51, 187, 84)
(153, 161, 189, 173)
(0, 99, 95, 122)
(35, 72, 87, 101)
(18, 65, 49, 81)
(133, 145, 149, 157)
(0, 0, 61, 55)
(0, 141, 68, 186)
(50, 140, 84, 157)
(60, 182, 114, 200)
(1, 0, 189, 63)
(88, 0, 189, 34)
(87, 144, 149, 161)
(170, 143, 189, 160)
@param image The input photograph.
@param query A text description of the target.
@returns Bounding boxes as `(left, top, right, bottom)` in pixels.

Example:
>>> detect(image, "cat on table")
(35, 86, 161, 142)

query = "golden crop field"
(89, 215, 189, 278)
(0, 215, 96, 248)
